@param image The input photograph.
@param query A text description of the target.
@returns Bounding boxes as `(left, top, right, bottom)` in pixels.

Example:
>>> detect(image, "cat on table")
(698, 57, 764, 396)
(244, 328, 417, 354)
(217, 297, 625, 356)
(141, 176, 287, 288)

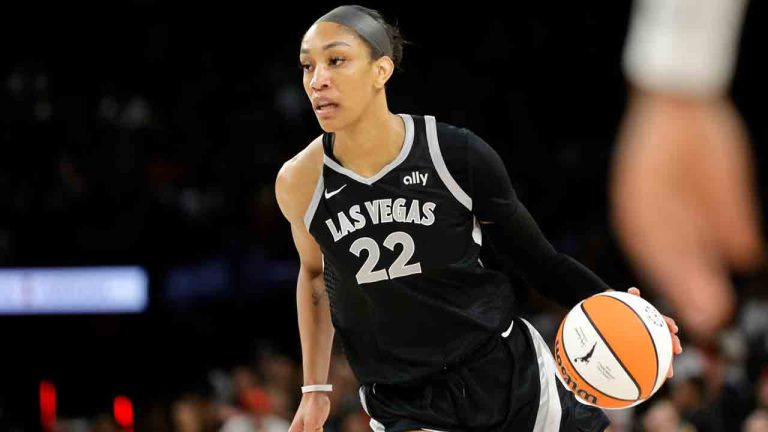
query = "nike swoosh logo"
(501, 320, 514, 338)
(324, 184, 347, 199)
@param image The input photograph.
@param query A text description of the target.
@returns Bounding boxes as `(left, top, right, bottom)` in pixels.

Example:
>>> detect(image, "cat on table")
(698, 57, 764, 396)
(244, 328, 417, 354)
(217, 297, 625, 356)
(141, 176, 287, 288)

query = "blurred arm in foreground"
(611, 0, 764, 342)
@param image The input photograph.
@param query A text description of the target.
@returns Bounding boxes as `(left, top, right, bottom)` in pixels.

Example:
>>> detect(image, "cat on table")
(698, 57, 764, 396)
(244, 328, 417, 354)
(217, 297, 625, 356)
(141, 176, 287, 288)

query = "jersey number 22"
(349, 231, 422, 284)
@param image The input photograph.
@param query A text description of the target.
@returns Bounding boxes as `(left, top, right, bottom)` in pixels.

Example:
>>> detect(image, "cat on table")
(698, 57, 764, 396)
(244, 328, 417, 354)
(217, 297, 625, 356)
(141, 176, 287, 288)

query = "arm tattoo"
(311, 287, 327, 306)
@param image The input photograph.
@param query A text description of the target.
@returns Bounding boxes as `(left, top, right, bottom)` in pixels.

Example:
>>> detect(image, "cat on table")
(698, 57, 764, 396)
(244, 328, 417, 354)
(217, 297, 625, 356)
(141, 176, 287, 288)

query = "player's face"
(300, 22, 379, 132)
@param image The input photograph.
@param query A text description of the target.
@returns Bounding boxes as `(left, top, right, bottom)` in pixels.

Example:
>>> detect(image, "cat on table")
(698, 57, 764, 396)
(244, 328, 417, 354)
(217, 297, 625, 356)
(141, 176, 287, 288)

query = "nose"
(310, 64, 331, 91)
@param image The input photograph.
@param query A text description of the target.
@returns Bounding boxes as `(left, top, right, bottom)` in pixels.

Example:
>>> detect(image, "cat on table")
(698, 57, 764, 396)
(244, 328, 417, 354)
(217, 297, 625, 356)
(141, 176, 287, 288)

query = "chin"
(317, 121, 336, 133)
(316, 117, 346, 134)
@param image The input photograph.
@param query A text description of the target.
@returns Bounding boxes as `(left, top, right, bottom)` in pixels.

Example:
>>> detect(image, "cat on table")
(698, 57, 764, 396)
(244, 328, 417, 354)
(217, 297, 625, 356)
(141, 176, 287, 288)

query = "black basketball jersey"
(304, 114, 515, 384)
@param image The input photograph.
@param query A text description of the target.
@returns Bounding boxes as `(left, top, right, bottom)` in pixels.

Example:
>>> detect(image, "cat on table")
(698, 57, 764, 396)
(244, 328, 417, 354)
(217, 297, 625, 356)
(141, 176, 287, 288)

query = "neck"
(332, 93, 405, 178)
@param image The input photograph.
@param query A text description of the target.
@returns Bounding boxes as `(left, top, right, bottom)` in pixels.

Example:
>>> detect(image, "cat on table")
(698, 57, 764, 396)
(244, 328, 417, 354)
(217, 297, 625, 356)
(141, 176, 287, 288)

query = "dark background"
(1, 1, 766, 430)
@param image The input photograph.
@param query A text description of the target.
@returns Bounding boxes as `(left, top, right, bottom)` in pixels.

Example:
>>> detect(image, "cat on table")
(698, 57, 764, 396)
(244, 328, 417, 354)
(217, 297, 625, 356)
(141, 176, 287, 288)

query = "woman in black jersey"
(276, 5, 682, 432)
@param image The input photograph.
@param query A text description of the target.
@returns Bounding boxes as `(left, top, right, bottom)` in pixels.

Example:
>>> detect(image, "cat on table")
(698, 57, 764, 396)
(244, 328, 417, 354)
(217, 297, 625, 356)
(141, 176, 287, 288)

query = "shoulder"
(420, 117, 477, 208)
(428, 118, 493, 169)
(433, 119, 471, 149)
(426, 118, 510, 200)
(430, 118, 489, 156)
(275, 135, 325, 225)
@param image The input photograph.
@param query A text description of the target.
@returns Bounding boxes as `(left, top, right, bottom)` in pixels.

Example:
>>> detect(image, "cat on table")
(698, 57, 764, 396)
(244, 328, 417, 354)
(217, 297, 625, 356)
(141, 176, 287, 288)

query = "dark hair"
(348, 6, 408, 71)
(313, 5, 410, 73)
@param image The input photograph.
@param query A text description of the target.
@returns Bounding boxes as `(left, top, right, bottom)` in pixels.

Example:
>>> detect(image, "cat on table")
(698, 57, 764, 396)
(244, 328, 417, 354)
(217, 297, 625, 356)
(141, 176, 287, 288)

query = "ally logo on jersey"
(400, 169, 431, 187)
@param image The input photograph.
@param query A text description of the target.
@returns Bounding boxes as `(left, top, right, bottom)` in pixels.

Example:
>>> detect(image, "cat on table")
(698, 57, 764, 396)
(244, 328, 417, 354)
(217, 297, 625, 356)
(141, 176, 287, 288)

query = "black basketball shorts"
(358, 318, 610, 432)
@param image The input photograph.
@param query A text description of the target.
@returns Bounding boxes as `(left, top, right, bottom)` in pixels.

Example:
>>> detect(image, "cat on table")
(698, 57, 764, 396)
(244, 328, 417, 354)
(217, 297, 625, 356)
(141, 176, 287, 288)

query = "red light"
(39, 381, 56, 432)
(113, 395, 134, 428)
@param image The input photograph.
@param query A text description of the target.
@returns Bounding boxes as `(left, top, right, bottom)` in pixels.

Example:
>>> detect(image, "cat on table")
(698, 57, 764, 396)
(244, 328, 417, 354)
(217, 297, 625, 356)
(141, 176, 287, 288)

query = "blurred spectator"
(340, 410, 371, 432)
(172, 393, 220, 432)
(642, 399, 696, 432)
(91, 414, 119, 432)
(744, 410, 768, 432)
(220, 395, 289, 432)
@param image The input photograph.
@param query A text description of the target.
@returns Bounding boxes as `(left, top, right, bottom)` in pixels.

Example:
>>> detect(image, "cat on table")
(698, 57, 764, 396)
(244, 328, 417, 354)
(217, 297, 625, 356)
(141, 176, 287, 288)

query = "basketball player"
(276, 5, 681, 431)
(611, 0, 764, 342)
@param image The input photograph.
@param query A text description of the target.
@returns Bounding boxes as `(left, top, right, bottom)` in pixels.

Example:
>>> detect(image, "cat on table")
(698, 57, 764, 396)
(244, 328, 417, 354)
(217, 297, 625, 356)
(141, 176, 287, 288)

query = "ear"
(373, 56, 395, 89)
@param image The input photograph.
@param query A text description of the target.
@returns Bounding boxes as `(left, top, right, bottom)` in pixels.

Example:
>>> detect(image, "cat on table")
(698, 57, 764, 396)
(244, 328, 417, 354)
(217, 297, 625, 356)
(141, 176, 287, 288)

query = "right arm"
(275, 147, 334, 432)
(290, 222, 335, 387)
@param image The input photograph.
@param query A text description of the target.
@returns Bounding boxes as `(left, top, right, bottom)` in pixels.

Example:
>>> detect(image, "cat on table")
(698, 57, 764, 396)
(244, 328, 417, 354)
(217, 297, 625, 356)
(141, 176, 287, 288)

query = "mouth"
(314, 102, 340, 117)
(314, 102, 339, 112)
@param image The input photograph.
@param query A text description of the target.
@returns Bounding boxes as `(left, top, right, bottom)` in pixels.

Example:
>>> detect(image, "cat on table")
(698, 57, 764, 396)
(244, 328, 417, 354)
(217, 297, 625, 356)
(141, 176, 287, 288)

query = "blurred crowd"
(48, 344, 370, 432)
(38, 292, 768, 432)
(1, 2, 766, 431)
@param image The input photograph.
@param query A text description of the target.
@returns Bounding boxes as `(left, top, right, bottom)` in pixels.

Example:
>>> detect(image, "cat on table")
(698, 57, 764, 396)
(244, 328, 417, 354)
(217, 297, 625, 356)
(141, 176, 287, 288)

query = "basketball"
(554, 291, 673, 409)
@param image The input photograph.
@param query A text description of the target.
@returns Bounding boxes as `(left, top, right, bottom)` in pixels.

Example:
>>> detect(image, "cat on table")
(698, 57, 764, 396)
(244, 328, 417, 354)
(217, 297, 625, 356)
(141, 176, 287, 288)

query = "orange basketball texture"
(554, 291, 673, 409)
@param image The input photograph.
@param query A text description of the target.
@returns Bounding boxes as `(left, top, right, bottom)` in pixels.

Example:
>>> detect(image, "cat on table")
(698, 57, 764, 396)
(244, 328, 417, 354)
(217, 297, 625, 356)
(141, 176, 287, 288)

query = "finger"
(288, 418, 303, 432)
(305, 416, 325, 432)
(667, 360, 674, 378)
(628, 287, 641, 297)
(673, 334, 683, 354)
(664, 316, 679, 334)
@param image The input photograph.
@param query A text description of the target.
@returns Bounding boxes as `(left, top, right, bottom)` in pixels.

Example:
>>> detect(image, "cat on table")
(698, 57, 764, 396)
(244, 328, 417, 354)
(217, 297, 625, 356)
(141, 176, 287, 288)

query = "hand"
(627, 287, 683, 378)
(612, 95, 764, 342)
(288, 391, 331, 432)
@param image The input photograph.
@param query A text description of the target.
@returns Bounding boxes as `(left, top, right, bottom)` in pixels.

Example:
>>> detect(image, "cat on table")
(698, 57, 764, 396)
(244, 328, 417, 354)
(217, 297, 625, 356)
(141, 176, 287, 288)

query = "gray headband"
(315, 5, 393, 59)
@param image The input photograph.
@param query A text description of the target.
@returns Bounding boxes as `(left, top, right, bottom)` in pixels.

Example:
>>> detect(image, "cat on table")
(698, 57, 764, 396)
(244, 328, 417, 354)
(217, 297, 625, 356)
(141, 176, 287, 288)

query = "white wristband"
(301, 384, 333, 393)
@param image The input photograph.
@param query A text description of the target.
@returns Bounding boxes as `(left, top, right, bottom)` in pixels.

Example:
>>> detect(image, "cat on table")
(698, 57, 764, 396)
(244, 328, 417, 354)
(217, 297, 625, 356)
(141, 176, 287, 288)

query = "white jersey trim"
(324, 113, 415, 185)
(501, 319, 514, 338)
(303, 174, 325, 230)
(521, 318, 564, 432)
(424, 115, 472, 211)
(359, 386, 387, 432)
(472, 216, 482, 246)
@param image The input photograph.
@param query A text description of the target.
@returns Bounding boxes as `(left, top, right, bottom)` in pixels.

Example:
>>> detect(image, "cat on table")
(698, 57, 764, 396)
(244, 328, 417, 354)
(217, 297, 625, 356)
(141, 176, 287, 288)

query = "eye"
(299, 57, 344, 73)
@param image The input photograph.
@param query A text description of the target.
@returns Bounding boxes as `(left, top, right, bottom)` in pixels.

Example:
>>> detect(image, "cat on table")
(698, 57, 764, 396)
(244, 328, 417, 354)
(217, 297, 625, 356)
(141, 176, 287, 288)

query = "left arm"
(461, 129, 682, 373)
(464, 128, 609, 308)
